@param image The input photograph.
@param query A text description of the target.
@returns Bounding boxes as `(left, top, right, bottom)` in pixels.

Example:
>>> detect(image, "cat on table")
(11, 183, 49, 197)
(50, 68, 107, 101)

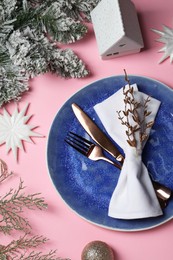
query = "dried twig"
(0, 234, 62, 259)
(0, 179, 47, 234)
(0, 159, 70, 259)
(0, 159, 13, 183)
(117, 70, 154, 149)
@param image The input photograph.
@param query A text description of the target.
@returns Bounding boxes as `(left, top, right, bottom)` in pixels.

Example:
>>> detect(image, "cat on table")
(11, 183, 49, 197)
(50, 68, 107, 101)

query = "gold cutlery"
(72, 103, 124, 164)
(71, 102, 172, 208)
(65, 131, 121, 169)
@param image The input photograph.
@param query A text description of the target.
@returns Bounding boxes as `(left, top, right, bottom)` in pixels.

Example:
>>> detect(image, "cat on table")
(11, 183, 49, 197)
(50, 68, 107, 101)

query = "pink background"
(1, 0, 173, 259)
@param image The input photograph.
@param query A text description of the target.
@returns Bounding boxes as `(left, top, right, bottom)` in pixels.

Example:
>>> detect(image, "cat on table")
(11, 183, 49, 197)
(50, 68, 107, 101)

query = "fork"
(65, 131, 122, 169)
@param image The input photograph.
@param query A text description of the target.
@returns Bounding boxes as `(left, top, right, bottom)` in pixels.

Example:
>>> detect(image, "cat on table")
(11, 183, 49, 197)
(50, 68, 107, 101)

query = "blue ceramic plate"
(47, 75, 173, 231)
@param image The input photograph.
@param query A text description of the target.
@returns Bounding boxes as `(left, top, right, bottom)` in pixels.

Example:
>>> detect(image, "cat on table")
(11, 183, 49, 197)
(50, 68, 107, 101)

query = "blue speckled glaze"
(47, 75, 173, 231)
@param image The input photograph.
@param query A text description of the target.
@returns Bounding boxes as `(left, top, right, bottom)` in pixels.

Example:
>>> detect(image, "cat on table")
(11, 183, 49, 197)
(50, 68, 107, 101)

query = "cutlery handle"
(152, 181, 171, 208)
(114, 159, 171, 209)
(102, 157, 122, 170)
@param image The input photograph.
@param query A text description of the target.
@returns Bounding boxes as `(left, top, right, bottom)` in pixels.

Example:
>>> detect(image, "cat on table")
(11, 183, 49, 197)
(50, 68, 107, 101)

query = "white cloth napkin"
(94, 84, 163, 219)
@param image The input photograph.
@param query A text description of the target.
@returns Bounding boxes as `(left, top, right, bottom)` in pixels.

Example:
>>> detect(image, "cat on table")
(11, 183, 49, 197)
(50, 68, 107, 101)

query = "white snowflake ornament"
(0, 104, 42, 161)
(152, 25, 173, 63)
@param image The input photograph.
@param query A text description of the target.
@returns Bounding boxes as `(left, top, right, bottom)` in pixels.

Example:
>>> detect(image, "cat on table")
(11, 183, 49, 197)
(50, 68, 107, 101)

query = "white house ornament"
(152, 25, 173, 63)
(0, 104, 42, 161)
(91, 0, 144, 59)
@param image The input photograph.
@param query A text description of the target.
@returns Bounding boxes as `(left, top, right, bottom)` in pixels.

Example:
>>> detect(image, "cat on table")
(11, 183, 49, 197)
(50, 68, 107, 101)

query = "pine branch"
(6, 27, 89, 79)
(49, 48, 89, 78)
(12, 1, 91, 43)
(0, 179, 47, 234)
(0, 0, 99, 106)
(0, 0, 17, 19)
(40, 3, 88, 43)
(0, 63, 29, 107)
(0, 234, 69, 259)
(0, 160, 70, 259)
(0, 234, 67, 259)
(0, 234, 48, 255)
(53, 0, 100, 22)
(0, 224, 14, 234)
(0, 159, 13, 184)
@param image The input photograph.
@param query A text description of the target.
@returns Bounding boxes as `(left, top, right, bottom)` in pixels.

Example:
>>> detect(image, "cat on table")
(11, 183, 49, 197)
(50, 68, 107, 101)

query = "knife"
(72, 103, 124, 164)
(71, 102, 172, 207)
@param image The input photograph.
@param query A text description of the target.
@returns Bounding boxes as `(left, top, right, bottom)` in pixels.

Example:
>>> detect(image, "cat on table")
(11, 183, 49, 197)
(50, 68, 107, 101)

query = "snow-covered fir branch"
(0, 0, 99, 106)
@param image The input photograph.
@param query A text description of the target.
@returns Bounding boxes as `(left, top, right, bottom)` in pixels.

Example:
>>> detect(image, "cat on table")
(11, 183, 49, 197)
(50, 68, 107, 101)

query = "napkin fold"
(94, 84, 163, 219)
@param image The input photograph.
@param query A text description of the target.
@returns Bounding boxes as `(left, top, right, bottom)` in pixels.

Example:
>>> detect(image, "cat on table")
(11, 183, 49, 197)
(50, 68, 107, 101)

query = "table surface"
(1, 0, 173, 259)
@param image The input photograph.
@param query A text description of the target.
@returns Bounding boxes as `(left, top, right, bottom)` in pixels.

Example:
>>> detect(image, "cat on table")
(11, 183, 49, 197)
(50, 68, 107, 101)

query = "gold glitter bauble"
(81, 240, 114, 260)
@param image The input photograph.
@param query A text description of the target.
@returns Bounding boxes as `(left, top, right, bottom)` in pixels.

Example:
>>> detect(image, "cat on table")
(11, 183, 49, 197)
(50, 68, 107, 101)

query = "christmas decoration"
(94, 72, 162, 220)
(117, 75, 154, 148)
(0, 0, 99, 106)
(0, 159, 70, 259)
(0, 103, 42, 161)
(81, 241, 114, 260)
(91, 0, 143, 59)
(0, 236, 59, 260)
(152, 25, 173, 63)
